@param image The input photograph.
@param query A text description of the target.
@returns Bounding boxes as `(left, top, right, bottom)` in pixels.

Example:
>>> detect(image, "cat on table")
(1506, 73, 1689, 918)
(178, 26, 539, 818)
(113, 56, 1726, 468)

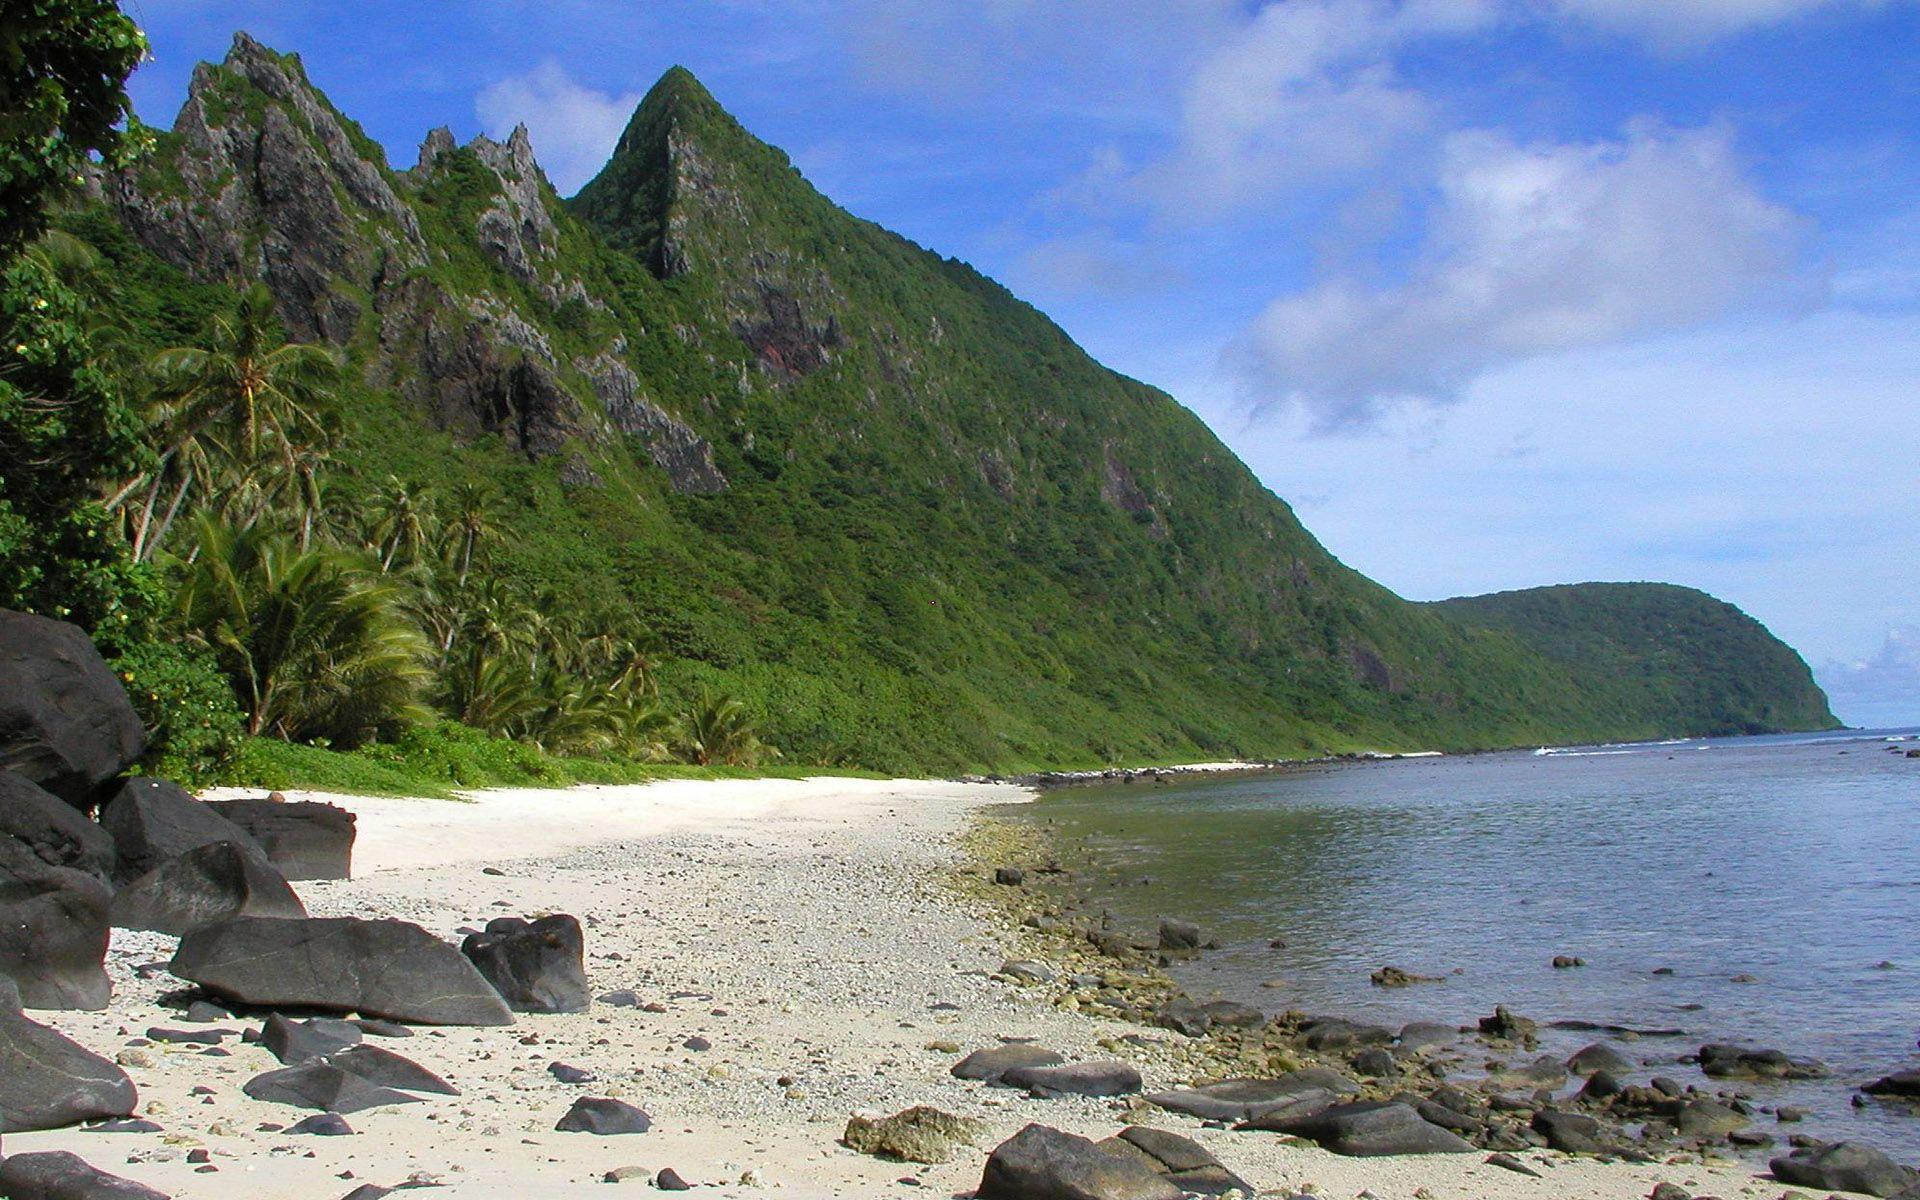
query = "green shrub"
(113, 638, 243, 786)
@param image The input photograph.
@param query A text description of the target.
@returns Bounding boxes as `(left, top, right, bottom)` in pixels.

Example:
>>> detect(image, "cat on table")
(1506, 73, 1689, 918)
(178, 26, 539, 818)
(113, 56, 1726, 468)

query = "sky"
(120, 0, 1920, 726)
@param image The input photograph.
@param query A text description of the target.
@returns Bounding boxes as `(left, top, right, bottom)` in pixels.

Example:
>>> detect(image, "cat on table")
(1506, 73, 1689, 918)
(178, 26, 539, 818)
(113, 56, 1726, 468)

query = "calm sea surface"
(1021, 728, 1920, 1155)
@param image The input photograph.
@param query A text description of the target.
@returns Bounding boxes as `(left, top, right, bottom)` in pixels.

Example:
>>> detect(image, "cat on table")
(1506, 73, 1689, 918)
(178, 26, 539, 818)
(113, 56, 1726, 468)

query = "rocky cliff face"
(104, 33, 723, 492)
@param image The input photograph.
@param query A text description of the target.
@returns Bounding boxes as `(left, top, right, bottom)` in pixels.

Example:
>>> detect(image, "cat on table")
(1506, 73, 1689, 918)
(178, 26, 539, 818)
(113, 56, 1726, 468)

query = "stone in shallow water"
(1568, 1042, 1634, 1076)
(1771, 1141, 1918, 1197)
(172, 916, 514, 1026)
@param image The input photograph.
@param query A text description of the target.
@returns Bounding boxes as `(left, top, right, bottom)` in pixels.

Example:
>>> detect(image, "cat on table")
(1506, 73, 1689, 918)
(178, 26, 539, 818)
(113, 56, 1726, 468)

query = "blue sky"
(122, 0, 1920, 725)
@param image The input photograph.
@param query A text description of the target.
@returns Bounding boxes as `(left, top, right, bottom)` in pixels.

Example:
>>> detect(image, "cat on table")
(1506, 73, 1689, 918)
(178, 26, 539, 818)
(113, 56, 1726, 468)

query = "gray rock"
(0, 771, 116, 883)
(1865, 1070, 1920, 1098)
(288, 1113, 354, 1136)
(1533, 1109, 1607, 1154)
(999, 959, 1056, 985)
(204, 798, 355, 881)
(978, 1123, 1183, 1200)
(98, 779, 265, 884)
(952, 1044, 1065, 1083)
(994, 867, 1026, 886)
(1158, 919, 1202, 950)
(1252, 1100, 1475, 1156)
(1674, 1099, 1748, 1138)
(0, 611, 144, 806)
(1771, 1142, 1918, 1197)
(0, 838, 112, 1009)
(1478, 1006, 1538, 1043)
(1698, 1043, 1826, 1081)
(172, 916, 514, 1026)
(242, 1062, 422, 1113)
(1154, 1069, 1359, 1123)
(326, 1044, 457, 1095)
(460, 914, 588, 1014)
(260, 1013, 363, 1064)
(1397, 1021, 1458, 1053)
(1103, 1127, 1252, 1196)
(1003, 1060, 1143, 1098)
(1300, 1018, 1394, 1051)
(0, 1006, 137, 1132)
(110, 841, 305, 936)
(0, 1150, 169, 1199)
(1568, 1042, 1634, 1076)
(555, 1097, 651, 1134)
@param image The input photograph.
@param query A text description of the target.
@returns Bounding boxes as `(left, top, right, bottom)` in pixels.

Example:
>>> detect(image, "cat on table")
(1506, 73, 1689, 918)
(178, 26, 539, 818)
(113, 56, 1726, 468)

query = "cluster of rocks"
(0, 610, 623, 1195)
(974, 835, 1920, 1198)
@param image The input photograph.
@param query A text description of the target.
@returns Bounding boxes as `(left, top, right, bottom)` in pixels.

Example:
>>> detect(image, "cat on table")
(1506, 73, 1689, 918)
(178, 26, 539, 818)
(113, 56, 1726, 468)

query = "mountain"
(75, 34, 1837, 771)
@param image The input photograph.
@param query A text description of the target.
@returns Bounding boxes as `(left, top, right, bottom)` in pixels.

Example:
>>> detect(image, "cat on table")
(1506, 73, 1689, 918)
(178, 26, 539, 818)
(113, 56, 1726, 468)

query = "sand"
(9, 776, 1792, 1199)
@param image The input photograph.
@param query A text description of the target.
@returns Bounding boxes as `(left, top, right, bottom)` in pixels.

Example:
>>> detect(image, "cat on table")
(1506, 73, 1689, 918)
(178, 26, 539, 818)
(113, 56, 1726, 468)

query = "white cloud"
(1135, 0, 1498, 216)
(1818, 629, 1920, 728)
(1544, 0, 1904, 44)
(1230, 122, 1815, 428)
(474, 61, 643, 194)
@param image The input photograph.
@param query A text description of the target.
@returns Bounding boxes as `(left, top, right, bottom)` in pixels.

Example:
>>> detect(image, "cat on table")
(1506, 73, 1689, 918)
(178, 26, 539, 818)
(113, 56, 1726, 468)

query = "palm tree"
(674, 688, 773, 767)
(442, 482, 499, 587)
(168, 515, 430, 745)
(369, 475, 437, 572)
(110, 284, 340, 556)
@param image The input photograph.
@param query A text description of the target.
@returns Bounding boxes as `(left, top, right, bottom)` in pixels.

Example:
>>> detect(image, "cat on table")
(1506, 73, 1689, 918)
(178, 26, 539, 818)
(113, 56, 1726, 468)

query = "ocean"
(1020, 728, 1920, 1154)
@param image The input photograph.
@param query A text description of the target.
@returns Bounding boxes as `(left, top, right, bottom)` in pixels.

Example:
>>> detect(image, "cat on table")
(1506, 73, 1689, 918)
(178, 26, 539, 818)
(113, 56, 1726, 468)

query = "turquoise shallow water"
(1023, 728, 1920, 1155)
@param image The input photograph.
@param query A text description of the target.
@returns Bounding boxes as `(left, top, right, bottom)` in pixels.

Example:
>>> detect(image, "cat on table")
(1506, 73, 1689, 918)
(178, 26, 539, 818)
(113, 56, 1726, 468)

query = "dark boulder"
(459, 914, 588, 1013)
(1300, 1018, 1395, 1051)
(0, 771, 116, 883)
(288, 1113, 354, 1136)
(1158, 918, 1202, 950)
(1568, 1042, 1634, 1076)
(1699, 1043, 1827, 1081)
(0, 1150, 169, 1199)
(1158, 996, 1263, 1037)
(172, 916, 514, 1025)
(242, 1062, 423, 1113)
(1478, 1006, 1538, 1044)
(952, 1044, 1065, 1083)
(1002, 1060, 1143, 1098)
(1864, 1070, 1920, 1098)
(0, 611, 144, 807)
(1098, 1127, 1252, 1197)
(554, 1097, 651, 1134)
(0, 1005, 137, 1132)
(109, 841, 305, 936)
(1771, 1142, 1919, 1197)
(98, 779, 265, 883)
(1155, 1069, 1358, 1124)
(1533, 1109, 1607, 1154)
(1252, 1100, 1474, 1156)
(978, 1123, 1183, 1200)
(0, 838, 112, 1009)
(326, 1044, 457, 1095)
(260, 1013, 362, 1064)
(205, 797, 355, 881)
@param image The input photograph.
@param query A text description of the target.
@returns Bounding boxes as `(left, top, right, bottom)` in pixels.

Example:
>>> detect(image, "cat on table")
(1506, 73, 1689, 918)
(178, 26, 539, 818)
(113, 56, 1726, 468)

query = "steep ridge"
(77, 34, 1836, 770)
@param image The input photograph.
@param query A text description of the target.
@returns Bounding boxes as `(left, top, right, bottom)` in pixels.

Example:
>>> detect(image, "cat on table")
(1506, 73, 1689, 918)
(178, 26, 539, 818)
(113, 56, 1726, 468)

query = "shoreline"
(10, 775, 1787, 1198)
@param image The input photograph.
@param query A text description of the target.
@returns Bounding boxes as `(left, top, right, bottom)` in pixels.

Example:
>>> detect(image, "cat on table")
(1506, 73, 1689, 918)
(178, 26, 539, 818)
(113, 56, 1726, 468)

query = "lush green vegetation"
(1434, 584, 1839, 738)
(1, 21, 1836, 794)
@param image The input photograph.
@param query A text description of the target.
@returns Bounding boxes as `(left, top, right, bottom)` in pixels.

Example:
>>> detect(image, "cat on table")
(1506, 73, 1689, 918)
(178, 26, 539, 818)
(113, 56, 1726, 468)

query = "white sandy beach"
(10, 776, 1792, 1199)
